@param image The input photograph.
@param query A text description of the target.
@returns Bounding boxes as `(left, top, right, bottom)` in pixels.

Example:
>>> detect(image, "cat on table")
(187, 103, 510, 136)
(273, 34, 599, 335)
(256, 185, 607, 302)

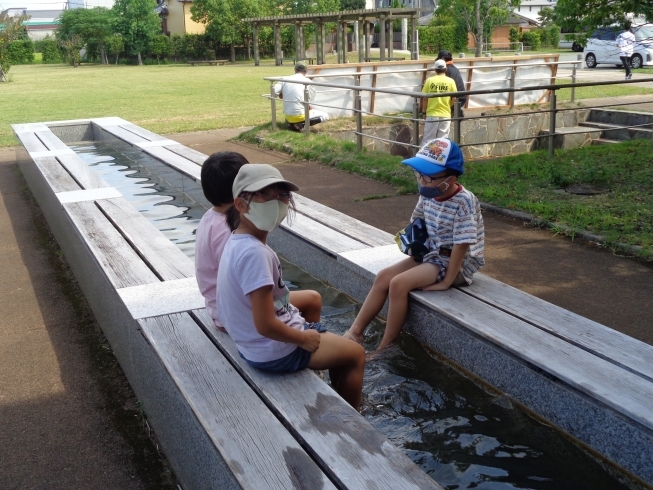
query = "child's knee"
(388, 276, 411, 297)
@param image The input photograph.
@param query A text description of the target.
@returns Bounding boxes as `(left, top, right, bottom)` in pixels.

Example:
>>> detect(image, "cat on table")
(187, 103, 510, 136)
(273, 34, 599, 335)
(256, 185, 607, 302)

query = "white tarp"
(301, 55, 558, 118)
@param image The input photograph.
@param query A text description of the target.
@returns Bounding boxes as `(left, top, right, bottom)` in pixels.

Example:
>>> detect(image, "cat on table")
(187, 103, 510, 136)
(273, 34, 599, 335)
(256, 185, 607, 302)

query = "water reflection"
(72, 141, 629, 490)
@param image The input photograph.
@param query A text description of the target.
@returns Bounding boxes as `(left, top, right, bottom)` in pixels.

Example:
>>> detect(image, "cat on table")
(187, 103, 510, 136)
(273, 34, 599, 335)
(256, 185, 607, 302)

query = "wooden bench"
(267, 193, 653, 486)
(13, 118, 442, 490)
(187, 60, 228, 66)
(280, 57, 316, 65)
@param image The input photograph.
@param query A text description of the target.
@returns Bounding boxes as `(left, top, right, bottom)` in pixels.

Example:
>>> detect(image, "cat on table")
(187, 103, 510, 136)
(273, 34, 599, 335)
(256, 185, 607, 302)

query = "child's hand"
(421, 281, 451, 291)
(299, 329, 321, 352)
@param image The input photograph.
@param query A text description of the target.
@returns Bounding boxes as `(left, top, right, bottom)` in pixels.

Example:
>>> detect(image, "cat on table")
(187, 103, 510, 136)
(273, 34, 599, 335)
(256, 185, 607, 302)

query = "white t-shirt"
(617, 30, 636, 57)
(411, 185, 485, 283)
(194, 209, 231, 328)
(216, 234, 305, 362)
(274, 73, 316, 118)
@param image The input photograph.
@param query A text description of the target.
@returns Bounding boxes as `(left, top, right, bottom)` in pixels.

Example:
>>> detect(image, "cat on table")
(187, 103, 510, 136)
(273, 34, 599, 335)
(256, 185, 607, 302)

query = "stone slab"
(56, 187, 123, 204)
(117, 277, 205, 320)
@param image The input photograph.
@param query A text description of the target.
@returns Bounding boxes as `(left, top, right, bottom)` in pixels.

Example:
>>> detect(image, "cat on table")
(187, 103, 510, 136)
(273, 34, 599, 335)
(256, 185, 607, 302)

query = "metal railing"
(266, 73, 653, 159)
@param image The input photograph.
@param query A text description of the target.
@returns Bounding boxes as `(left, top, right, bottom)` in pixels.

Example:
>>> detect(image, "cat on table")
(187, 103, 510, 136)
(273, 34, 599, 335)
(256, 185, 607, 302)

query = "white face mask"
(245, 200, 289, 232)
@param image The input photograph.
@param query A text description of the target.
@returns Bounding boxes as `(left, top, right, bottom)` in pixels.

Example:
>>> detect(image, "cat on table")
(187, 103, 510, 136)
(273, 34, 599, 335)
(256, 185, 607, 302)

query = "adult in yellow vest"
(421, 59, 457, 142)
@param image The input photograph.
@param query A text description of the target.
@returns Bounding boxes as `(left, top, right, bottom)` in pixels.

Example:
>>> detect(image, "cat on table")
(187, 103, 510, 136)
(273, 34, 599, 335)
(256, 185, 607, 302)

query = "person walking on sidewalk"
(274, 63, 330, 132)
(617, 21, 636, 80)
(421, 59, 457, 142)
(437, 50, 466, 117)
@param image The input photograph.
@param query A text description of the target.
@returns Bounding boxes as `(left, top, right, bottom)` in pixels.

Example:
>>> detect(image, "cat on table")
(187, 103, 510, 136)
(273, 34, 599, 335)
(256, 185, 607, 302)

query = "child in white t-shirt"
(195, 152, 321, 332)
(344, 139, 484, 352)
(217, 164, 365, 410)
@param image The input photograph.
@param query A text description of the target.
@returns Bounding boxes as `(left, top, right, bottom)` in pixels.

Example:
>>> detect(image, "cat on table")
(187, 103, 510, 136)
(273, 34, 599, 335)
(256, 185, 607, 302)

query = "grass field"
(1, 62, 290, 147)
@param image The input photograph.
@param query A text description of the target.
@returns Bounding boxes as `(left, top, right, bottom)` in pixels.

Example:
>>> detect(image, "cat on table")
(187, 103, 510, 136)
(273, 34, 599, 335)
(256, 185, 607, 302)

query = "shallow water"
(73, 141, 630, 490)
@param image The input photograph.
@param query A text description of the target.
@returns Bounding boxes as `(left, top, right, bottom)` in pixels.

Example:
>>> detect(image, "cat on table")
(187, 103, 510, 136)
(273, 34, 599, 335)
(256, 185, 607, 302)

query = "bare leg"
(376, 263, 440, 350)
(309, 333, 365, 411)
(289, 290, 322, 323)
(345, 257, 419, 342)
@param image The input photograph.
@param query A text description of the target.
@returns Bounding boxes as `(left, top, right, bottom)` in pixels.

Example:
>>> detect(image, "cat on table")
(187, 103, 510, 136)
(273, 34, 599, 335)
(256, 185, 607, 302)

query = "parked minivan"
(584, 24, 653, 69)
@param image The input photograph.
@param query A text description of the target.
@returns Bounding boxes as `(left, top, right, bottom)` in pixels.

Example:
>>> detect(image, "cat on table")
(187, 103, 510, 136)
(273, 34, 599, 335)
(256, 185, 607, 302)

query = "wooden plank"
(57, 154, 113, 190)
(163, 144, 208, 165)
(282, 212, 370, 255)
(194, 309, 442, 490)
(141, 146, 202, 182)
(460, 274, 653, 383)
(63, 201, 159, 289)
(97, 197, 196, 281)
(34, 130, 70, 151)
(33, 158, 81, 193)
(293, 194, 395, 247)
(140, 312, 335, 490)
(15, 132, 48, 153)
(411, 288, 653, 431)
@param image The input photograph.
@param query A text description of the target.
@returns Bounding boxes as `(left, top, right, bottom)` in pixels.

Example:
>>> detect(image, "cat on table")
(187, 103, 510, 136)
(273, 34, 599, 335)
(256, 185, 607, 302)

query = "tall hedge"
(35, 37, 63, 63)
(7, 39, 34, 64)
(418, 25, 455, 55)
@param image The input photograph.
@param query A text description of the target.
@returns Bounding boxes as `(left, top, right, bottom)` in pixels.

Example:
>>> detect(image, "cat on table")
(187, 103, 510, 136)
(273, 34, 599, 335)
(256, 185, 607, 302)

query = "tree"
(111, 0, 162, 65)
(57, 7, 113, 64)
(437, 0, 520, 57)
(341, 0, 365, 10)
(59, 35, 84, 67)
(106, 33, 125, 64)
(149, 34, 170, 63)
(552, 0, 652, 38)
(0, 11, 30, 81)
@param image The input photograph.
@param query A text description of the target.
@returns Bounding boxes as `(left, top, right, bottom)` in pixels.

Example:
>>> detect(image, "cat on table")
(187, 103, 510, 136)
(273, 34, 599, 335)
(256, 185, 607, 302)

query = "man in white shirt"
(274, 63, 330, 132)
(617, 21, 636, 80)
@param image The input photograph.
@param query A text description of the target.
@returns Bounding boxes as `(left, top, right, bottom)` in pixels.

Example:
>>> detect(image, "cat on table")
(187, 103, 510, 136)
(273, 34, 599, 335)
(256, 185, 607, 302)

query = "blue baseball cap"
(401, 138, 464, 176)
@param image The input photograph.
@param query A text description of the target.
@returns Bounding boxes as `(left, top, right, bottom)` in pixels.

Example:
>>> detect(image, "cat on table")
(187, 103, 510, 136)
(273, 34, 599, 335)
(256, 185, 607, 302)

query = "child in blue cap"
(344, 138, 485, 351)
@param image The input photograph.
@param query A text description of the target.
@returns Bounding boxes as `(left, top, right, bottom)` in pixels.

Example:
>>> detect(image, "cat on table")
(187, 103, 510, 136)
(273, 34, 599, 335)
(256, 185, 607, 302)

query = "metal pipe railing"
(266, 74, 653, 158)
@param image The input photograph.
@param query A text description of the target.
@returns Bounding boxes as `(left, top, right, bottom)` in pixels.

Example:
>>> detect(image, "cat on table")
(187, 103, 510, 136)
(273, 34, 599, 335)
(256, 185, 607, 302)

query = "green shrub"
(529, 25, 560, 48)
(509, 27, 519, 44)
(418, 25, 455, 55)
(7, 38, 34, 64)
(35, 36, 63, 63)
(520, 31, 541, 50)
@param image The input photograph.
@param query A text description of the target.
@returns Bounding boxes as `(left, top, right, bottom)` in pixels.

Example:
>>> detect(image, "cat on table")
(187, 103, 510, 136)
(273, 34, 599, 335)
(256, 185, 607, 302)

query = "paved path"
(0, 150, 175, 489)
(2, 124, 652, 488)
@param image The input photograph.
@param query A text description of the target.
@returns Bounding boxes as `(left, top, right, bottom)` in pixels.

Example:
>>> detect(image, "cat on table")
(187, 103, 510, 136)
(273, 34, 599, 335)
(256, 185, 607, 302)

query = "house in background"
(468, 11, 541, 50)
(158, 0, 205, 37)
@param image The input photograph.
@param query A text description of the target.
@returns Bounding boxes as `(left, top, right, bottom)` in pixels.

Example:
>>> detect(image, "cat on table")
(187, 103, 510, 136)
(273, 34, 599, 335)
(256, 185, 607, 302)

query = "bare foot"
(342, 329, 363, 345)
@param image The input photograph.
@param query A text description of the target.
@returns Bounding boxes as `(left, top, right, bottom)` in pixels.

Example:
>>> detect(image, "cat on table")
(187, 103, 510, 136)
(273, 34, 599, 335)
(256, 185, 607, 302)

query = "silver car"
(584, 24, 653, 69)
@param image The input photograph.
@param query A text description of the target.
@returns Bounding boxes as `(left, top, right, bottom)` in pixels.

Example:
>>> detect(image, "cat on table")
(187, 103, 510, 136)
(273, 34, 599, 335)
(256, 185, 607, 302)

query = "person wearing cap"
(195, 152, 321, 333)
(344, 139, 484, 352)
(274, 63, 330, 132)
(216, 164, 365, 410)
(436, 50, 466, 117)
(420, 59, 457, 142)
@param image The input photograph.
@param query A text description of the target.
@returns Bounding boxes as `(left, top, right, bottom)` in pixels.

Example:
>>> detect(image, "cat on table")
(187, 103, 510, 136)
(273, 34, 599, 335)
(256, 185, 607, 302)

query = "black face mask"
(418, 178, 450, 199)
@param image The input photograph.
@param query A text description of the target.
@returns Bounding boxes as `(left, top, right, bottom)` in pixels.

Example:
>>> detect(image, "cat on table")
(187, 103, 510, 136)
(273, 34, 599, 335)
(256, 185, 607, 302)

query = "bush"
(35, 36, 63, 63)
(509, 27, 519, 44)
(418, 25, 455, 55)
(520, 31, 541, 50)
(529, 25, 560, 48)
(7, 38, 34, 64)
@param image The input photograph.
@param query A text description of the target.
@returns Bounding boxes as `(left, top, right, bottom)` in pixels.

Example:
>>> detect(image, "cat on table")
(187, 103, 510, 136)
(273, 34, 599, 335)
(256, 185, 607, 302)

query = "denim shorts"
(240, 322, 328, 373)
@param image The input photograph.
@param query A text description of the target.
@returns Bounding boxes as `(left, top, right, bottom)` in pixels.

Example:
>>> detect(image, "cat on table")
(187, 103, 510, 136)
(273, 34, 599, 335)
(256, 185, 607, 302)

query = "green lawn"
(1, 61, 290, 147)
